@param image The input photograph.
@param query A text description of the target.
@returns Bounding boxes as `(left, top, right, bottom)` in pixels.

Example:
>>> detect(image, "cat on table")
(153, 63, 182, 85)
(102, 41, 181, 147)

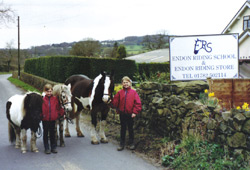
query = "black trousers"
(119, 113, 134, 145)
(42, 120, 56, 150)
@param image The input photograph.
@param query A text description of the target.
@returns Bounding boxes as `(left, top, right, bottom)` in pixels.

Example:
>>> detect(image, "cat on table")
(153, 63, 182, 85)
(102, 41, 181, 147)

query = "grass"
(125, 45, 147, 55)
(7, 77, 41, 93)
(0, 72, 11, 75)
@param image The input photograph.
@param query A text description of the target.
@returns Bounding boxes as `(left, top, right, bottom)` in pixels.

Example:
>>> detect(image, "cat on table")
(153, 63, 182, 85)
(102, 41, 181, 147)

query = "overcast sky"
(0, 0, 247, 49)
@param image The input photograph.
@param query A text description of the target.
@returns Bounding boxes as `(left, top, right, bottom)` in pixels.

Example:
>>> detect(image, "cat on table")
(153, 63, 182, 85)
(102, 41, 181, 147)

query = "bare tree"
(5, 40, 15, 72)
(0, 1, 16, 27)
(141, 30, 169, 50)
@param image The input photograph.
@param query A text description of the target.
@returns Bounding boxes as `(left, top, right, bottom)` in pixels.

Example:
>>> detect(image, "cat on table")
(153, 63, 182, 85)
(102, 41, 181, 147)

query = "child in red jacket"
(111, 76, 142, 151)
(42, 84, 64, 154)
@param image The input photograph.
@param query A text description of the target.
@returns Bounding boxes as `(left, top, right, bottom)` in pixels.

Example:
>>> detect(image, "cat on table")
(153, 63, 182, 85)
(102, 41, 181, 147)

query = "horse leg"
(30, 131, 39, 152)
(90, 112, 99, 144)
(76, 114, 84, 137)
(20, 129, 27, 153)
(59, 119, 65, 147)
(100, 107, 109, 143)
(14, 127, 21, 148)
(100, 120, 108, 143)
(64, 119, 71, 137)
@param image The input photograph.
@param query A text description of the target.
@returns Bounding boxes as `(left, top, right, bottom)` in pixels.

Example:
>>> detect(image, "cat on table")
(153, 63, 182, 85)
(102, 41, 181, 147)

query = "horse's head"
(60, 84, 72, 113)
(102, 70, 115, 104)
(94, 70, 114, 105)
(194, 38, 202, 55)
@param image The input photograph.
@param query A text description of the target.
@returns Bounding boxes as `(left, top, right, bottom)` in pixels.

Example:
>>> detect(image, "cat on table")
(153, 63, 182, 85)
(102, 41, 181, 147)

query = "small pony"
(65, 71, 114, 144)
(6, 92, 43, 153)
(52, 84, 72, 147)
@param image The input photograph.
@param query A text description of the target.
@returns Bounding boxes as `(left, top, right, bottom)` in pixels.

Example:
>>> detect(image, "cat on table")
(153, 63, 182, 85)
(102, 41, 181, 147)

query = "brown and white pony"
(65, 71, 114, 144)
(6, 92, 43, 153)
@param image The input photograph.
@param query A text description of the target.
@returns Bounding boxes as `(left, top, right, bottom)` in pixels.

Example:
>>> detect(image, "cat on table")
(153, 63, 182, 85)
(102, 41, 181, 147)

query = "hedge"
(24, 56, 138, 83)
(138, 62, 170, 79)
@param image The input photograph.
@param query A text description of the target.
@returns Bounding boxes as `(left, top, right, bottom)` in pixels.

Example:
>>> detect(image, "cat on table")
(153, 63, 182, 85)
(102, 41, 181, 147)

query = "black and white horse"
(65, 71, 114, 144)
(52, 84, 72, 147)
(6, 92, 43, 153)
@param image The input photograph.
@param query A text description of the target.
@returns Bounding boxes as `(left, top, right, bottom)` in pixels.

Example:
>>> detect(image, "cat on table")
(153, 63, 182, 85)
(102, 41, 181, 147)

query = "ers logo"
(194, 39, 212, 55)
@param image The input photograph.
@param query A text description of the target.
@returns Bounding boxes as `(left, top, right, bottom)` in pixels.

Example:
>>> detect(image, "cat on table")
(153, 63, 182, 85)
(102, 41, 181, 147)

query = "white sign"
(169, 34, 239, 81)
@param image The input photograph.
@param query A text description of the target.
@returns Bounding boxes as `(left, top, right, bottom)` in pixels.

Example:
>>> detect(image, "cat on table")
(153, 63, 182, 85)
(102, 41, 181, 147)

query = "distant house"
(222, 0, 250, 61)
(126, 49, 169, 63)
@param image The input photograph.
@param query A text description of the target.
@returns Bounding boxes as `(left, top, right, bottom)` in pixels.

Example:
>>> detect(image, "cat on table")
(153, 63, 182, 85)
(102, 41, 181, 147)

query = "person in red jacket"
(111, 76, 142, 151)
(42, 84, 64, 154)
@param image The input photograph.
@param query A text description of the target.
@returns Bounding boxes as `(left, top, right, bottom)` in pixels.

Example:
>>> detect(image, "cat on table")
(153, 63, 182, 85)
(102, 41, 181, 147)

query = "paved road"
(0, 74, 162, 170)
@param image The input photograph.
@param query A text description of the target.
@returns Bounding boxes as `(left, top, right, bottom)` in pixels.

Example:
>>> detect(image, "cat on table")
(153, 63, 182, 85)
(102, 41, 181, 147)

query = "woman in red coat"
(112, 76, 142, 151)
(42, 84, 64, 154)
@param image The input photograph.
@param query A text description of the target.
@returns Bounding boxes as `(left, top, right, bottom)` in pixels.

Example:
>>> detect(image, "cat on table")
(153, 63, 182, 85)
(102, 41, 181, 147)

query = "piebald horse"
(6, 92, 43, 153)
(65, 71, 114, 144)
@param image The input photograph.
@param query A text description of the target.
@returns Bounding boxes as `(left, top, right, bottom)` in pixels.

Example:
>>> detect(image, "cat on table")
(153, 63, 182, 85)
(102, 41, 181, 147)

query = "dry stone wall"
(109, 81, 250, 156)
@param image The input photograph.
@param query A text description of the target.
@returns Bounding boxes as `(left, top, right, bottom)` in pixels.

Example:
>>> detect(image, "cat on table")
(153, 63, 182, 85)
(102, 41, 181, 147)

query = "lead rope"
(36, 124, 42, 138)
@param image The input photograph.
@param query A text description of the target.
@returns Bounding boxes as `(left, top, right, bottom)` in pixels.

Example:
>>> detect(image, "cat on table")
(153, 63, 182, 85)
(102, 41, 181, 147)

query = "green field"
(125, 45, 147, 56)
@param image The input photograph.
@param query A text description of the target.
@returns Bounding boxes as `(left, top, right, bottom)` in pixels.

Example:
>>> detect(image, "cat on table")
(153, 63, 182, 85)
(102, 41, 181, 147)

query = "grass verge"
(7, 77, 41, 93)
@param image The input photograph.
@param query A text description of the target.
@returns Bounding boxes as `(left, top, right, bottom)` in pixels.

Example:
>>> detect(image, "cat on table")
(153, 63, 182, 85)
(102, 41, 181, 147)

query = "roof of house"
(125, 48, 169, 63)
(239, 29, 250, 42)
(222, 1, 250, 34)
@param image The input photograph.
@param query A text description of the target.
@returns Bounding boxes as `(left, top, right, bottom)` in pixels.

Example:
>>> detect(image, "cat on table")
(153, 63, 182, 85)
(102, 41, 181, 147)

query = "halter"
(103, 93, 112, 103)
(58, 90, 73, 123)
(59, 90, 71, 109)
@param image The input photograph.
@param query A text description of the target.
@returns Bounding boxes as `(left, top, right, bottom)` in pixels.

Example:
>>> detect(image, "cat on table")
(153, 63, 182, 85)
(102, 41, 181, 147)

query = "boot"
(129, 143, 135, 150)
(51, 144, 57, 153)
(51, 148, 58, 153)
(128, 139, 135, 150)
(44, 144, 50, 154)
(117, 144, 125, 151)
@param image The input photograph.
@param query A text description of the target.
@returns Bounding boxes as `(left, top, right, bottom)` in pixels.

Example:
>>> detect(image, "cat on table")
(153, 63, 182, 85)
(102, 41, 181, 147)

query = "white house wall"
(239, 36, 250, 59)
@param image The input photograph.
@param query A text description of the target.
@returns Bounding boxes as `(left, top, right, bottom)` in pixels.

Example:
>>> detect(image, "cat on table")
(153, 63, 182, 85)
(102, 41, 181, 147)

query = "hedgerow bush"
(24, 56, 138, 83)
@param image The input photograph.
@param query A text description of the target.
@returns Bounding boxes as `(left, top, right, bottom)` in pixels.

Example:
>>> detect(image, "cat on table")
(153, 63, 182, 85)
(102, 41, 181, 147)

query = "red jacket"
(42, 95, 64, 121)
(112, 87, 142, 114)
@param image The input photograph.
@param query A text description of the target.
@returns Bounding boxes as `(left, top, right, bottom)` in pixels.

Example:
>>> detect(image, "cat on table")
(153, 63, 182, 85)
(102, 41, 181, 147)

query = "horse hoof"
(21, 150, 27, 154)
(91, 141, 99, 145)
(31, 148, 39, 152)
(100, 138, 108, 143)
(60, 143, 65, 147)
(77, 133, 85, 137)
(65, 134, 71, 138)
(15, 145, 20, 149)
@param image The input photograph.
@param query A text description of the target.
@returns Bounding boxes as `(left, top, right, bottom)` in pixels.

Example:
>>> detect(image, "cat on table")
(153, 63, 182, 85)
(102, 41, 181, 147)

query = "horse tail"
(8, 122, 16, 143)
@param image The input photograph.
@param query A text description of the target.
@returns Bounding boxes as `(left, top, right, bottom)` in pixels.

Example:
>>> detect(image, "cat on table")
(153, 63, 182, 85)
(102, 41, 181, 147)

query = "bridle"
(59, 90, 73, 123)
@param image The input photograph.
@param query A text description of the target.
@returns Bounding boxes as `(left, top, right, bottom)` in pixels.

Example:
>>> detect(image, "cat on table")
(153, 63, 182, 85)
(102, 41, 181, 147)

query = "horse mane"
(52, 84, 63, 96)
(23, 92, 43, 114)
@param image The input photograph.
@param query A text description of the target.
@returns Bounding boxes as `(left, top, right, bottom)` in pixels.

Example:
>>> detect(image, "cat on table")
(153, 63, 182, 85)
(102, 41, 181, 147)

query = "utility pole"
(18, 16, 20, 79)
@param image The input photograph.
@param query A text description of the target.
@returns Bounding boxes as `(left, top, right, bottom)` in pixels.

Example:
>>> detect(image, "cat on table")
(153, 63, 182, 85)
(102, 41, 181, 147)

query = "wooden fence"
(207, 78, 250, 110)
